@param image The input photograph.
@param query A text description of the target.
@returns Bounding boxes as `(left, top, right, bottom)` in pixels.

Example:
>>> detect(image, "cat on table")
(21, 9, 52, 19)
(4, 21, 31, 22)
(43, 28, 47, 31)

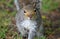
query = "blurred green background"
(0, 0, 60, 39)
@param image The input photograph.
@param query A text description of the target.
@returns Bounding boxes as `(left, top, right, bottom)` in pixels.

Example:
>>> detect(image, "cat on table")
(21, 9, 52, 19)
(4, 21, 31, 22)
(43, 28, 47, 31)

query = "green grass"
(42, 0, 59, 12)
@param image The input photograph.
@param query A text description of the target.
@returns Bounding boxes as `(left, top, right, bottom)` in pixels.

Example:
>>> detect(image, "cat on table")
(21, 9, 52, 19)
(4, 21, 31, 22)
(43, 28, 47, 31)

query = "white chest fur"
(20, 20, 37, 30)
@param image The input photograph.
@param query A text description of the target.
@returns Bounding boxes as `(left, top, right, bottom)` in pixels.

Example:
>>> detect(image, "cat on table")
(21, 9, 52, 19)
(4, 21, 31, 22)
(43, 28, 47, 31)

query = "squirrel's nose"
(28, 14, 32, 18)
(24, 13, 32, 18)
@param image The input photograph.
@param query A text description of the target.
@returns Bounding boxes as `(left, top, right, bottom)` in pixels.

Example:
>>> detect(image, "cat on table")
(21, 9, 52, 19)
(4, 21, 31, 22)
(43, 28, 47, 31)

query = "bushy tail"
(14, 0, 20, 11)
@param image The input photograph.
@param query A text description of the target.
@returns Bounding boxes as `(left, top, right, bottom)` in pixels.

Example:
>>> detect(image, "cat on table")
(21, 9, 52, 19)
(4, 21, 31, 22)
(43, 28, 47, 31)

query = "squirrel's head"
(23, 5, 36, 19)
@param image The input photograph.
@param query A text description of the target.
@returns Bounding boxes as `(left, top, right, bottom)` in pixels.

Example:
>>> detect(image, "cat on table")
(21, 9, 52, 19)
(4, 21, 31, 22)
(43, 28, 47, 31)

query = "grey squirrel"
(14, 0, 44, 39)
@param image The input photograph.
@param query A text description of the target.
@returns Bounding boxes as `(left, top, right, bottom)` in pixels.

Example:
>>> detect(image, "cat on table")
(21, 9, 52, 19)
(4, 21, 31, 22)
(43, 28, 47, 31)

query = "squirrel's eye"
(24, 11, 26, 13)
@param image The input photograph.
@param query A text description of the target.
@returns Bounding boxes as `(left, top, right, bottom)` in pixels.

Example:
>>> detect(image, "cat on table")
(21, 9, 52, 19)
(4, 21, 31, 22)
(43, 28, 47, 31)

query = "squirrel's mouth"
(27, 14, 32, 18)
(24, 11, 35, 18)
(24, 13, 35, 19)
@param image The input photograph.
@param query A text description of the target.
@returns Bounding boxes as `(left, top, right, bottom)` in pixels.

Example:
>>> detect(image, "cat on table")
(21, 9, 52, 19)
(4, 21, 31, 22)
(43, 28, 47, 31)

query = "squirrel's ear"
(33, 3, 36, 8)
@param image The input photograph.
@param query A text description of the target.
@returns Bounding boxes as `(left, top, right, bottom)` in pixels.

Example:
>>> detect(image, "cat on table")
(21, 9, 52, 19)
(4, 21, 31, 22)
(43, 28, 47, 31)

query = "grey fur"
(14, 0, 44, 39)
